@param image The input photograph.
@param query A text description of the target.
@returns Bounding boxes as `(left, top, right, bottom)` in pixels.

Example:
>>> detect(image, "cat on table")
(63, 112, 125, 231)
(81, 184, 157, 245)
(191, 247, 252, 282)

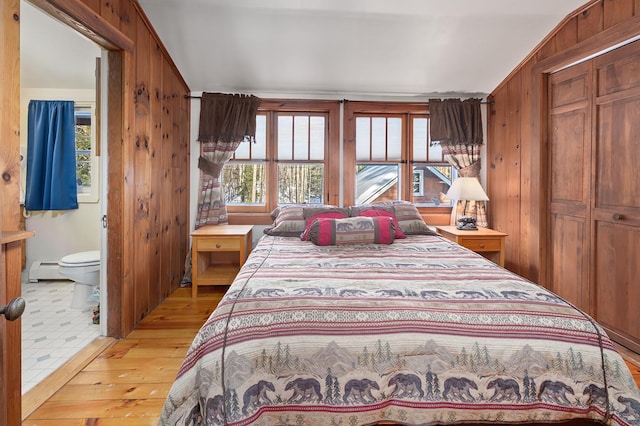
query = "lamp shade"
(445, 177, 489, 201)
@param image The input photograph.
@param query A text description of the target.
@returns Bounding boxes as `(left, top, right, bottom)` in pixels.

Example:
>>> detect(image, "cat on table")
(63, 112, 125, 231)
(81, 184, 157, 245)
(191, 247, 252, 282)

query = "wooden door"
(547, 61, 593, 312)
(1, 0, 24, 423)
(592, 40, 640, 353)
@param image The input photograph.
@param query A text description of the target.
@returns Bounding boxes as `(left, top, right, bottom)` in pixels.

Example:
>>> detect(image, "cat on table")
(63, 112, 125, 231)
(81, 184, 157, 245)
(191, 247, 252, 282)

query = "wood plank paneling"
(149, 37, 163, 305)
(504, 75, 522, 274)
(99, 0, 120, 30)
(578, 2, 604, 42)
(134, 12, 152, 322)
(603, 0, 635, 28)
(555, 16, 579, 52)
(517, 60, 535, 280)
(82, 0, 100, 14)
(0, 0, 21, 232)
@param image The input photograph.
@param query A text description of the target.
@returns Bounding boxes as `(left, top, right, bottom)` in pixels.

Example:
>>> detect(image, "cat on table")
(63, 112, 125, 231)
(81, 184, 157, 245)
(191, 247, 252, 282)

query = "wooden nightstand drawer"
(460, 238, 501, 252)
(196, 237, 241, 252)
(435, 225, 507, 267)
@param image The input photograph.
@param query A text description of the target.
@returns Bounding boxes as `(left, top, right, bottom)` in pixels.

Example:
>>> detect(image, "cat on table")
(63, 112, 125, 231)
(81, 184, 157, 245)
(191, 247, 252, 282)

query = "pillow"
(300, 210, 348, 240)
(264, 205, 346, 237)
(372, 201, 438, 236)
(269, 203, 336, 221)
(306, 216, 396, 246)
(349, 206, 406, 239)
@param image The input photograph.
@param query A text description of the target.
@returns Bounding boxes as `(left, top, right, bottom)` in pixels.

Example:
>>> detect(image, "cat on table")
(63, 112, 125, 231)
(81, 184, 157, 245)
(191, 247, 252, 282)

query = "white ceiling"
(20, 0, 588, 98)
(137, 0, 588, 99)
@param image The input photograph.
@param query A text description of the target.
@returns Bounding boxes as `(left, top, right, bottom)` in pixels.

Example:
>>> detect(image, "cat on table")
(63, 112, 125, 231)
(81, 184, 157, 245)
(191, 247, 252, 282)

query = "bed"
(160, 204, 640, 426)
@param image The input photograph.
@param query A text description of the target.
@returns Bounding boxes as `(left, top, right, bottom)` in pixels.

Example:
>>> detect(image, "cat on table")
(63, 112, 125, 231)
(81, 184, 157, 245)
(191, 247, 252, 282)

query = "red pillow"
(300, 211, 348, 240)
(357, 208, 406, 239)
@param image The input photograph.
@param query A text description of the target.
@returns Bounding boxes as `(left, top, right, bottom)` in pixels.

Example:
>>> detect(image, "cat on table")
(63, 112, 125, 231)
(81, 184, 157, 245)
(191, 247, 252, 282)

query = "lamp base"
(456, 224, 478, 231)
(456, 216, 478, 231)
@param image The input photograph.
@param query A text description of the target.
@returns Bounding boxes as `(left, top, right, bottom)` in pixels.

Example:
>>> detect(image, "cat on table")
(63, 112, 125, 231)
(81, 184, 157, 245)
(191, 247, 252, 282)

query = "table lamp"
(445, 177, 489, 230)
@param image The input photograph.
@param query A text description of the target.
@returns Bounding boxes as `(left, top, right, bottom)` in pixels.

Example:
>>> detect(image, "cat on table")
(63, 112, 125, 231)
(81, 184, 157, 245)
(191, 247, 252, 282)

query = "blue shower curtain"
(25, 100, 78, 211)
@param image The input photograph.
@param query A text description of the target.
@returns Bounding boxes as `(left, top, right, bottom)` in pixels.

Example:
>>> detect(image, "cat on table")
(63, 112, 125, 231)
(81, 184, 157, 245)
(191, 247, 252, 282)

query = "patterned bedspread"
(160, 235, 640, 425)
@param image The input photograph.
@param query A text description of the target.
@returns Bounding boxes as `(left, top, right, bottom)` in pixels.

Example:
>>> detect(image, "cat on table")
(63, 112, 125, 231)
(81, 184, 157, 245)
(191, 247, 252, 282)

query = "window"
(224, 100, 340, 215)
(223, 99, 452, 219)
(410, 116, 455, 207)
(345, 102, 454, 208)
(74, 104, 99, 203)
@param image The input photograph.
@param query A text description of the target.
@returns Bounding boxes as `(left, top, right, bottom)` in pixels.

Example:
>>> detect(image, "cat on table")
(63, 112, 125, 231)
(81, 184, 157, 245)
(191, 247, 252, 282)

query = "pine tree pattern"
(173, 335, 639, 425)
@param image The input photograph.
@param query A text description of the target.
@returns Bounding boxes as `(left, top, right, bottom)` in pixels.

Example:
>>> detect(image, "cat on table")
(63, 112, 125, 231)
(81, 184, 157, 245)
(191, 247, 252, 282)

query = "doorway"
(19, 0, 107, 394)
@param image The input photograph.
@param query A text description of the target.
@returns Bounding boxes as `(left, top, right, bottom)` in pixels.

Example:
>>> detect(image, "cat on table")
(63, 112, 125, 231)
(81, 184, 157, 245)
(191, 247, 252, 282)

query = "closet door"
(593, 41, 640, 353)
(547, 61, 593, 312)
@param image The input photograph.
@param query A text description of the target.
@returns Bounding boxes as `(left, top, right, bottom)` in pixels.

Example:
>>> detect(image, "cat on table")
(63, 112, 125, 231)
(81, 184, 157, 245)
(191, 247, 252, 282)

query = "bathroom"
(19, 1, 107, 394)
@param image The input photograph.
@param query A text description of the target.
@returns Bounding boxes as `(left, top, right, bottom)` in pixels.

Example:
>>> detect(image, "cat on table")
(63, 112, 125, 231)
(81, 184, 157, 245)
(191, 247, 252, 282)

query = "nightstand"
(435, 226, 507, 267)
(191, 224, 253, 297)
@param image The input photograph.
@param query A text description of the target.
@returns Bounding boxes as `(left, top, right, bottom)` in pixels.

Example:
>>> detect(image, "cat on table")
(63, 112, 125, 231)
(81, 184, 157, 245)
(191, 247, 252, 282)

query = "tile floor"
(21, 280, 100, 394)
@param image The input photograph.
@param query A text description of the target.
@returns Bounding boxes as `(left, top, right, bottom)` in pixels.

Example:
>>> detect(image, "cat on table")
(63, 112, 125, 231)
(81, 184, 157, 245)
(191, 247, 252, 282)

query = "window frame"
(226, 99, 340, 222)
(344, 101, 452, 214)
(74, 102, 99, 204)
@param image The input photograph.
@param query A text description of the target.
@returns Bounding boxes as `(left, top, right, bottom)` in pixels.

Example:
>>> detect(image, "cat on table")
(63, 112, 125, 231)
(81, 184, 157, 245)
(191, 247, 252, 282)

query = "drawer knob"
(612, 213, 624, 221)
(216, 243, 222, 248)
(479, 244, 485, 248)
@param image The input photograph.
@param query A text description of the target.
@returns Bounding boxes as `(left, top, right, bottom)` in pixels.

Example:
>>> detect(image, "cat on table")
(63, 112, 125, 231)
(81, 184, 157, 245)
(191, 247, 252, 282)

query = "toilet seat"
(59, 250, 100, 267)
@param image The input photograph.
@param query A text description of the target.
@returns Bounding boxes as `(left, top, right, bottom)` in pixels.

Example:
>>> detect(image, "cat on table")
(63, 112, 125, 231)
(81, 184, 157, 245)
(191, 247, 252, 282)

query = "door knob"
(0, 298, 26, 321)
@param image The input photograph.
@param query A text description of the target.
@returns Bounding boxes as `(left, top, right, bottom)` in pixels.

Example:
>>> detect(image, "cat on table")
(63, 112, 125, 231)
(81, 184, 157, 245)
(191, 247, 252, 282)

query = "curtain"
(183, 93, 261, 284)
(194, 93, 261, 227)
(25, 100, 78, 211)
(429, 98, 487, 227)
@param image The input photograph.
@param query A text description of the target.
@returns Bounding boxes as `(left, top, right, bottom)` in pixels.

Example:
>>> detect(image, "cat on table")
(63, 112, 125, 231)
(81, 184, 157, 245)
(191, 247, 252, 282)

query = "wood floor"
(22, 286, 226, 425)
(22, 286, 640, 425)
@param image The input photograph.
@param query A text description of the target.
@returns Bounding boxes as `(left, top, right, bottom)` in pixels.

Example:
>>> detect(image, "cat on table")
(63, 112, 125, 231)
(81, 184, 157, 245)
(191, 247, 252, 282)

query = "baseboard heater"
(28, 260, 67, 282)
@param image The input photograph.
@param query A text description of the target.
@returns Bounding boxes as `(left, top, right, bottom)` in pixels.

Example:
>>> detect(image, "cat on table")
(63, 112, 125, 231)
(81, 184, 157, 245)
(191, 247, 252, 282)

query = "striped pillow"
(306, 216, 396, 246)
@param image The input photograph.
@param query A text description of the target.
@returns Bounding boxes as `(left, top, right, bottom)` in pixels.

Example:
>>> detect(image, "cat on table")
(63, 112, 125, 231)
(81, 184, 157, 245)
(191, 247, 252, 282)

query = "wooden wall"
(487, 0, 640, 285)
(1, 0, 191, 338)
(79, 0, 191, 336)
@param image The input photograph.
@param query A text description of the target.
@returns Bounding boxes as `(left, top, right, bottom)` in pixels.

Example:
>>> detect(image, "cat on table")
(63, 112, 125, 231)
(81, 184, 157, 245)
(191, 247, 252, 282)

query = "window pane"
(387, 117, 402, 161)
(253, 115, 267, 160)
(278, 163, 324, 204)
(413, 118, 428, 162)
(309, 116, 325, 160)
(412, 164, 454, 206)
(278, 116, 293, 160)
(371, 117, 386, 160)
(429, 140, 443, 161)
(223, 163, 266, 205)
(75, 107, 92, 192)
(293, 116, 309, 160)
(355, 163, 400, 205)
(234, 139, 250, 159)
(355, 117, 370, 161)
(233, 115, 266, 160)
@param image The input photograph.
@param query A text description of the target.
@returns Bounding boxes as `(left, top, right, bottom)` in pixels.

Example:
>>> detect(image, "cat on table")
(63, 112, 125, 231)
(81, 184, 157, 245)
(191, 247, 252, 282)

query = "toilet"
(58, 250, 101, 309)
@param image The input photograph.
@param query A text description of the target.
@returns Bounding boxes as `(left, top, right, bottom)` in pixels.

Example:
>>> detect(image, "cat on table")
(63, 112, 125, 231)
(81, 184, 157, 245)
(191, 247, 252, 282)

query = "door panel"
(595, 97, 640, 213)
(593, 222, 640, 351)
(1, 0, 23, 423)
(593, 41, 640, 352)
(549, 215, 588, 308)
(548, 61, 592, 313)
